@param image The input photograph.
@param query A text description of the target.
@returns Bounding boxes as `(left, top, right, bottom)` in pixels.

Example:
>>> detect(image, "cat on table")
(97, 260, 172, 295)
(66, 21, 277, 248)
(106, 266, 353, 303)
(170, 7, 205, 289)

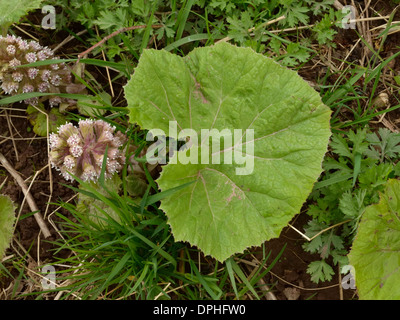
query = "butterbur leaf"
(0, 194, 16, 259)
(0, 0, 43, 29)
(125, 42, 331, 261)
(348, 179, 400, 299)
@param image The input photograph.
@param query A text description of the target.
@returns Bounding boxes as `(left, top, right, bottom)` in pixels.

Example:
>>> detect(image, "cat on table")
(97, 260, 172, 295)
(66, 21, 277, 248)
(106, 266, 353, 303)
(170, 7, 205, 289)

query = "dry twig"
(0, 152, 51, 238)
(77, 24, 163, 61)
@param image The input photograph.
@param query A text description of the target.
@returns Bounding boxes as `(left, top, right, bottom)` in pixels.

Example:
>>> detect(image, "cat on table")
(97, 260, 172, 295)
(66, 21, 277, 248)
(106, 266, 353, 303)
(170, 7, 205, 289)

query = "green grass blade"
(175, 0, 194, 42)
(128, 228, 177, 267)
(140, 1, 158, 53)
(314, 173, 353, 190)
(229, 259, 259, 299)
(0, 92, 89, 105)
(131, 264, 150, 291)
(188, 259, 221, 300)
(100, 252, 131, 291)
(225, 257, 239, 299)
(144, 180, 195, 206)
(164, 33, 213, 51)
(352, 153, 362, 187)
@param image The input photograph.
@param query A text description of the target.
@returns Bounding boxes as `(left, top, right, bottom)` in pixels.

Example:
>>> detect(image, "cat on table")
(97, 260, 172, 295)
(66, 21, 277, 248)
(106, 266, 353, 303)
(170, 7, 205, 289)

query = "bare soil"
(0, 111, 75, 256)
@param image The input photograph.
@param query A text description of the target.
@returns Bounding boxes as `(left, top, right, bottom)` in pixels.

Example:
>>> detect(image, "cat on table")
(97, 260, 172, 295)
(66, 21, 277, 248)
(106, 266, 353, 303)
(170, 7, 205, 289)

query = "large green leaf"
(0, 194, 16, 259)
(124, 42, 331, 261)
(348, 179, 400, 300)
(0, 0, 43, 30)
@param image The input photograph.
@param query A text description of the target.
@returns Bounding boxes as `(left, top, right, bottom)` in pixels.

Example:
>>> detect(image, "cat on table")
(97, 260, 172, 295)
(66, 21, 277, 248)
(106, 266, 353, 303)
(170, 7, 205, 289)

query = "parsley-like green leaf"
(307, 260, 335, 283)
(365, 128, 400, 162)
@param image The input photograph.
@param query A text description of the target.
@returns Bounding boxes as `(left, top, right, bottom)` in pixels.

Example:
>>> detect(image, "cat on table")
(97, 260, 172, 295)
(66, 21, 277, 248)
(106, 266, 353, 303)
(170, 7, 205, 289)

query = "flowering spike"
(0, 35, 72, 106)
(49, 119, 127, 182)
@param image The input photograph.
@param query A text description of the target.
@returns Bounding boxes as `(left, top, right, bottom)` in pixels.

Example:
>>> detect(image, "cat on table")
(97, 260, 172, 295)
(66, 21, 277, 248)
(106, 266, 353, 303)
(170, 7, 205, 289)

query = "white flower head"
(41, 69, 51, 82)
(25, 52, 37, 63)
(50, 74, 61, 86)
(9, 58, 21, 68)
(17, 39, 29, 50)
(6, 45, 16, 55)
(12, 72, 23, 82)
(38, 81, 50, 92)
(70, 144, 83, 158)
(29, 41, 42, 51)
(67, 133, 81, 146)
(64, 155, 76, 170)
(27, 68, 39, 79)
(49, 133, 61, 149)
(22, 84, 34, 93)
(50, 120, 128, 182)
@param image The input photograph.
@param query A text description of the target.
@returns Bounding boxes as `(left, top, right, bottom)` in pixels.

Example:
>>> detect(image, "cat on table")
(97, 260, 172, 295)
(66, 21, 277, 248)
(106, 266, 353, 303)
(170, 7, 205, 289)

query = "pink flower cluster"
(0, 35, 71, 106)
(49, 119, 127, 182)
